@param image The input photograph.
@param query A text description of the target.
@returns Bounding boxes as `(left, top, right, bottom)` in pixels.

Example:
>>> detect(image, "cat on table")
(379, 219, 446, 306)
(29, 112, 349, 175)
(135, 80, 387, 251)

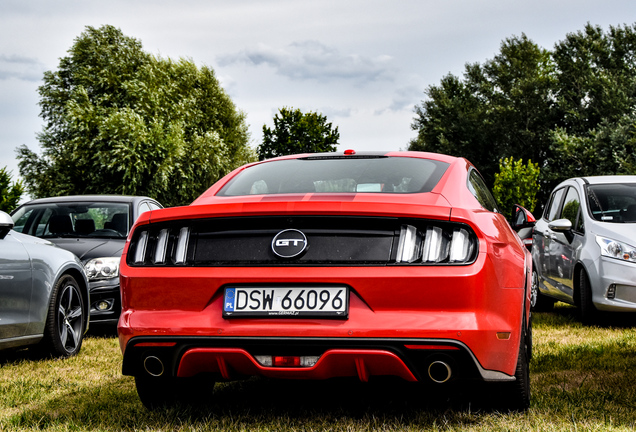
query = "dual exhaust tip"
(428, 360, 452, 384)
(143, 356, 164, 377)
(142, 355, 453, 383)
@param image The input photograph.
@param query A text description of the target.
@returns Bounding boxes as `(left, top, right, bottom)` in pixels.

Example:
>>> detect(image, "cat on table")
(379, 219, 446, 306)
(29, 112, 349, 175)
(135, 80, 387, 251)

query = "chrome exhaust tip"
(428, 360, 452, 384)
(143, 356, 164, 377)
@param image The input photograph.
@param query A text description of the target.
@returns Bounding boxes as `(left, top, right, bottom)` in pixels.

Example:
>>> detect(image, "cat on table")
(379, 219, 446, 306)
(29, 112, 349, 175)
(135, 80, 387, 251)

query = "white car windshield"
(587, 184, 636, 223)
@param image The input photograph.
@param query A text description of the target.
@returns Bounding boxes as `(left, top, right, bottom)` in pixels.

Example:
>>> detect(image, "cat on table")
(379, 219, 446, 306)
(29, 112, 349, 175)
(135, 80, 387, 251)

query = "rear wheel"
(39, 274, 86, 358)
(531, 269, 555, 312)
(485, 318, 531, 411)
(577, 268, 597, 325)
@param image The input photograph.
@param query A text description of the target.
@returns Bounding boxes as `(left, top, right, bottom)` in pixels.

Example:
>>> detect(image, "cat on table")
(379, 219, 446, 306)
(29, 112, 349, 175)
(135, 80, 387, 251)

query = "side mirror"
(511, 205, 536, 231)
(0, 210, 14, 240)
(548, 218, 572, 232)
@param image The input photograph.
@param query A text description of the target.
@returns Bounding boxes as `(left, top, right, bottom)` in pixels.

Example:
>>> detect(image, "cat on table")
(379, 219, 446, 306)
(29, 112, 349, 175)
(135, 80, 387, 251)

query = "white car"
(532, 176, 636, 322)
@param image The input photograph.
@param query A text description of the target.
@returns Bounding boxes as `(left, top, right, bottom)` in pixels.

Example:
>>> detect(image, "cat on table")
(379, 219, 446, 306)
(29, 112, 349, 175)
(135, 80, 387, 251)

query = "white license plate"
(223, 286, 349, 318)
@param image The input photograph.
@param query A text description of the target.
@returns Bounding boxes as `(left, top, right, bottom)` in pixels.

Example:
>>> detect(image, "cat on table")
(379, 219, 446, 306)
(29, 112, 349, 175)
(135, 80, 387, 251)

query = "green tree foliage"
(17, 25, 254, 207)
(410, 34, 555, 199)
(548, 24, 636, 180)
(258, 107, 339, 160)
(492, 157, 540, 220)
(0, 167, 24, 213)
(410, 23, 636, 208)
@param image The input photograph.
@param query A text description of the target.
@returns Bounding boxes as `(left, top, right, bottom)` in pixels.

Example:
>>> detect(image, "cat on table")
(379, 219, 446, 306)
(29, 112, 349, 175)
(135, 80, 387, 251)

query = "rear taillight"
(396, 224, 476, 264)
(129, 224, 191, 266)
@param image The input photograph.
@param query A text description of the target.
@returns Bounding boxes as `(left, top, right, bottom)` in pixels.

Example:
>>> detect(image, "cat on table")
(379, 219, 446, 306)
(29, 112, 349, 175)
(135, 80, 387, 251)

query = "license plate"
(223, 286, 349, 318)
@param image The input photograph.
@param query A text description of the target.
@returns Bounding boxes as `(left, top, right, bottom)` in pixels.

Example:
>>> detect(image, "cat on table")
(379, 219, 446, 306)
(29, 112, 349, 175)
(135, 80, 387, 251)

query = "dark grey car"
(0, 211, 89, 357)
(11, 195, 162, 327)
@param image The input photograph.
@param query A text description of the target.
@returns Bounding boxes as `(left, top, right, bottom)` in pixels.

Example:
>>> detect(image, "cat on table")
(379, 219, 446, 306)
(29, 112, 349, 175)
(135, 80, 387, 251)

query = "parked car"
(531, 175, 636, 322)
(0, 211, 89, 357)
(118, 151, 532, 411)
(11, 195, 162, 327)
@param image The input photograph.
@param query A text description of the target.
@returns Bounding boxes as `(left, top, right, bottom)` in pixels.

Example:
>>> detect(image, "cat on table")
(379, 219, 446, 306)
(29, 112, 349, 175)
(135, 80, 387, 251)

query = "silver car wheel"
(57, 282, 84, 352)
(530, 270, 539, 308)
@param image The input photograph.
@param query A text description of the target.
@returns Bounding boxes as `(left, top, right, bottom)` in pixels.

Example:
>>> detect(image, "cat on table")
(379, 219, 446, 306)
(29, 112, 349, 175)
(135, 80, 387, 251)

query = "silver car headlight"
(596, 236, 636, 263)
(84, 257, 120, 280)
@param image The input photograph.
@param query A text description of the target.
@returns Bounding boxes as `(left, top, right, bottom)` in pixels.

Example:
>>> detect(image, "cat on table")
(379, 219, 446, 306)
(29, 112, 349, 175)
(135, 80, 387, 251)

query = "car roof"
(258, 150, 459, 164)
(19, 195, 158, 205)
(579, 175, 636, 185)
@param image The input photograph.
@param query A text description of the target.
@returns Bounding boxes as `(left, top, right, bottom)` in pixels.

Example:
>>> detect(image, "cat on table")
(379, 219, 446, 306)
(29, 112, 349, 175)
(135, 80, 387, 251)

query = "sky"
(1, 0, 636, 190)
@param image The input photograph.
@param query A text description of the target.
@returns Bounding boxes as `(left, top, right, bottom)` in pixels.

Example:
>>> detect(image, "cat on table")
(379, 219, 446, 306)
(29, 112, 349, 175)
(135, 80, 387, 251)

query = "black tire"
(531, 269, 555, 312)
(485, 319, 531, 412)
(577, 268, 597, 325)
(135, 375, 216, 410)
(40, 274, 86, 358)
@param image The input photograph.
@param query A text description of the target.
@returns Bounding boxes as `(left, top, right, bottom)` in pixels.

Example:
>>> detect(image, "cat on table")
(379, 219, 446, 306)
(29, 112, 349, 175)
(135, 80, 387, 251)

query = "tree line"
(410, 23, 636, 211)
(3, 23, 636, 215)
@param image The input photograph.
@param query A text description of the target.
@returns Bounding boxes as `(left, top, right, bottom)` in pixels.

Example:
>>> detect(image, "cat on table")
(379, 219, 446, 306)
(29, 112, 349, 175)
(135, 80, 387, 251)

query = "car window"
(148, 201, 162, 211)
(587, 183, 636, 223)
(11, 208, 33, 233)
(12, 202, 131, 238)
(467, 169, 499, 213)
(560, 187, 582, 231)
(217, 156, 450, 196)
(545, 188, 565, 222)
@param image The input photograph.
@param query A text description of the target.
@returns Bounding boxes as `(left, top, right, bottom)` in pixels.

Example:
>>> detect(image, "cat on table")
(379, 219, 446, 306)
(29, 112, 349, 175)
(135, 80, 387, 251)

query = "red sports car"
(118, 151, 532, 410)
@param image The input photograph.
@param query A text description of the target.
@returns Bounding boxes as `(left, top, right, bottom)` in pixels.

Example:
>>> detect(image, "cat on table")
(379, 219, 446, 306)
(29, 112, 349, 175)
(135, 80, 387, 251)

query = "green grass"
(1, 304, 636, 431)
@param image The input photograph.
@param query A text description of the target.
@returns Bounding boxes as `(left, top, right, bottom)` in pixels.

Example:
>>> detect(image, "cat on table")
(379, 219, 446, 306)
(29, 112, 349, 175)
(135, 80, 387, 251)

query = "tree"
(410, 24, 636, 209)
(258, 107, 339, 160)
(17, 25, 255, 207)
(492, 157, 540, 220)
(410, 34, 555, 204)
(547, 24, 636, 180)
(0, 167, 24, 213)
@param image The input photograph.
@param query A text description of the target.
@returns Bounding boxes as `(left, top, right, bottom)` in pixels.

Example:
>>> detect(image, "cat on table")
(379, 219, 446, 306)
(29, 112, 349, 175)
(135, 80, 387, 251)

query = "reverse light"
(596, 236, 636, 263)
(84, 257, 120, 280)
(255, 355, 320, 368)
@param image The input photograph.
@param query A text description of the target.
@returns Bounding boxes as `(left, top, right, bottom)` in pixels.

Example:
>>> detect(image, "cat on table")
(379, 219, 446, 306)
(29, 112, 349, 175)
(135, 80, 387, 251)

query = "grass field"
(1, 304, 636, 431)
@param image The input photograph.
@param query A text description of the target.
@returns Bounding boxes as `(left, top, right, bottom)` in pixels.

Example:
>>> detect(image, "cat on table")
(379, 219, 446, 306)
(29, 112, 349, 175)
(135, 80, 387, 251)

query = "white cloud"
(0, 54, 45, 82)
(218, 40, 396, 84)
(375, 85, 424, 115)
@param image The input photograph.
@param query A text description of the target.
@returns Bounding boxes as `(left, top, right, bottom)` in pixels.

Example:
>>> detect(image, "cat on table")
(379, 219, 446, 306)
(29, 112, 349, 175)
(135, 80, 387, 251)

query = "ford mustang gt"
(118, 151, 532, 410)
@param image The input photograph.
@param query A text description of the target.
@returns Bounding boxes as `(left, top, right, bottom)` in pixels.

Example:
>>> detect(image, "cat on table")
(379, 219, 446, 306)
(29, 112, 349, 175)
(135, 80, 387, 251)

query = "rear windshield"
(587, 183, 636, 223)
(11, 202, 131, 238)
(217, 156, 450, 196)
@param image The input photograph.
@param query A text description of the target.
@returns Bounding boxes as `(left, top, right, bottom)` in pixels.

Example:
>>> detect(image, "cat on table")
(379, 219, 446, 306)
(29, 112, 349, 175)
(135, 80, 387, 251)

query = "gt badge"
(272, 229, 308, 258)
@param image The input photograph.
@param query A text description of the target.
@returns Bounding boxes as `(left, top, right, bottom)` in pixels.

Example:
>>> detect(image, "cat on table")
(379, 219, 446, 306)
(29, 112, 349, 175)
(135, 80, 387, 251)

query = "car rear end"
(118, 153, 530, 409)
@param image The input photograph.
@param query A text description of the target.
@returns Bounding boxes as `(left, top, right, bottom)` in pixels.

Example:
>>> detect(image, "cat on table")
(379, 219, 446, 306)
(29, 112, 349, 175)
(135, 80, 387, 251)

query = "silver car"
(532, 176, 636, 322)
(0, 211, 89, 357)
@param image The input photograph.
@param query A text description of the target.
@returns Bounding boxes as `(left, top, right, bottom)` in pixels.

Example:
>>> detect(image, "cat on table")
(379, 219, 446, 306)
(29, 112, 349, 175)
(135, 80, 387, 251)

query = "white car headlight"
(596, 236, 636, 263)
(84, 257, 120, 280)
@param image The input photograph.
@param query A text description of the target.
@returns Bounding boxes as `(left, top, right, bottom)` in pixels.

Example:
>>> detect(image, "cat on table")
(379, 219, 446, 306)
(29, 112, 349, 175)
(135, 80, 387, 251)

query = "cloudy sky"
(1, 0, 635, 187)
